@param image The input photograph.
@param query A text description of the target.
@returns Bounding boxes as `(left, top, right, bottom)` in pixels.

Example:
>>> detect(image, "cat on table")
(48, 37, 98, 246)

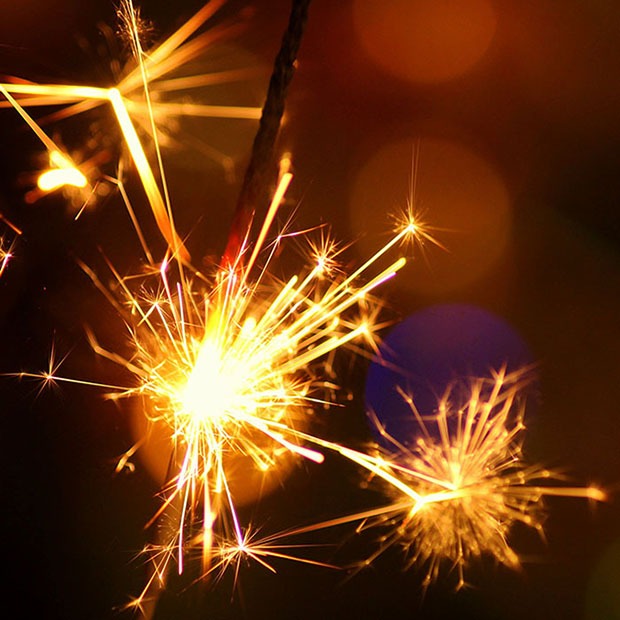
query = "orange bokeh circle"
(349, 137, 512, 295)
(352, 0, 496, 83)
(129, 398, 298, 507)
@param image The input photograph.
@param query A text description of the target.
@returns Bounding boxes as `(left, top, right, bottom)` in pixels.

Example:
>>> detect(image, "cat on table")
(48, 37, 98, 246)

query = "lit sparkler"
(317, 367, 605, 589)
(7, 93, 419, 604)
(6, 0, 407, 607)
(13, 174, 417, 611)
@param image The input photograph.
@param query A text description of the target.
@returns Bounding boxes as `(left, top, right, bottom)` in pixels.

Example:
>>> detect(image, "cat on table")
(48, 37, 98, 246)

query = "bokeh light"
(352, 0, 496, 84)
(349, 137, 512, 295)
(586, 536, 620, 620)
(365, 304, 534, 447)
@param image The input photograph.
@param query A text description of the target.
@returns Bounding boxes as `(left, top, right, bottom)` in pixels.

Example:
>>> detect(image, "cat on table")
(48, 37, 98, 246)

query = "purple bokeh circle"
(364, 304, 536, 447)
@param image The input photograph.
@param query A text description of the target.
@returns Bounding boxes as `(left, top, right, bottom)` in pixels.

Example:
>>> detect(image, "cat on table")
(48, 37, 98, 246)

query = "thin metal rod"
(222, 0, 312, 265)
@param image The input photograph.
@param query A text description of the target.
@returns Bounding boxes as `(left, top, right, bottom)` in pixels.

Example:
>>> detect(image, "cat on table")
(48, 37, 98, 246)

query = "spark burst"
(7, 92, 418, 604)
(5, 0, 408, 608)
(9, 153, 415, 607)
(338, 368, 605, 589)
(90, 175, 416, 606)
(11, 173, 415, 612)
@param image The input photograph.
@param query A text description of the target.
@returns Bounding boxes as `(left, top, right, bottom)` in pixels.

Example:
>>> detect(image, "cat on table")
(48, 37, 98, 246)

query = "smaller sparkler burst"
(349, 367, 605, 589)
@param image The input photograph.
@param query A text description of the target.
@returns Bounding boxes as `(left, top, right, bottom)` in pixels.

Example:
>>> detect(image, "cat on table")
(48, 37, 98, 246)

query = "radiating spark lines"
(0, 213, 21, 277)
(0, 0, 261, 222)
(1, 3, 606, 616)
(340, 368, 605, 589)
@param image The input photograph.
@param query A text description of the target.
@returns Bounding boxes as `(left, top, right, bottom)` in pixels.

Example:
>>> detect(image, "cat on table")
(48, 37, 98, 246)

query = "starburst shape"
(354, 368, 605, 589)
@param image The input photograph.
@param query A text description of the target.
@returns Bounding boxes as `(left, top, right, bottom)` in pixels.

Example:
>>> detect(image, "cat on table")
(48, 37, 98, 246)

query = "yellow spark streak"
(126, 100, 262, 120)
(108, 87, 189, 262)
(151, 68, 263, 92)
(0, 82, 109, 100)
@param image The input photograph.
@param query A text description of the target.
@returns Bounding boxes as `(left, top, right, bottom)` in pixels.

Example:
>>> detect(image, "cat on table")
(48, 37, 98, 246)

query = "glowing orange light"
(353, 0, 497, 83)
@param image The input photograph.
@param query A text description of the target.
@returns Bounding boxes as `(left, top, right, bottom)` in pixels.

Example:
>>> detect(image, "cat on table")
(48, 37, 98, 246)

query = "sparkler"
(11, 172, 418, 614)
(2, 3, 417, 598)
(2, 1, 606, 616)
(52, 176, 414, 611)
(311, 367, 605, 590)
(187, 363, 605, 594)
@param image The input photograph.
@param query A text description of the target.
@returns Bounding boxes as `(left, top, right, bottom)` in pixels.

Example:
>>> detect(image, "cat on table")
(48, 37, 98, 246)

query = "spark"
(345, 367, 605, 589)
(11, 160, 419, 609)
(0, 0, 262, 207)
(0, 213, 21, 277)
(0, 238, 15, 278)
(391, 204, 447, 254)
(36, 150, 88, 192)
(197, 523, 337, 588)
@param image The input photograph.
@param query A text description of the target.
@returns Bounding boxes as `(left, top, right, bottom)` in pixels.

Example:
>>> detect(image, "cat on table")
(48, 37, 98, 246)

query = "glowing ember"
(37, 150, 88, 192)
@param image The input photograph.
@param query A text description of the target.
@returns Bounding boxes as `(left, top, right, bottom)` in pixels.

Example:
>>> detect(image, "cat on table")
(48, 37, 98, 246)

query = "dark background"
(0, 1, 619, 618)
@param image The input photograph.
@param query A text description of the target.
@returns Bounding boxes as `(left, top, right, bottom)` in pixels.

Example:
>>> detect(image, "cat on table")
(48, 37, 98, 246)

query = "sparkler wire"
(224, 0, 312, 264)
